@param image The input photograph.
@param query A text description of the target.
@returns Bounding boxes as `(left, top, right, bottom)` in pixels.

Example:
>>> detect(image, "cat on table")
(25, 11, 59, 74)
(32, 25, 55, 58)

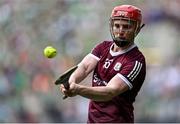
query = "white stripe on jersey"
(89, 53, 100, 61)
(131, 63, 142, 81)
(127, 61, 142, 81)
(127, 61, 138, 79)
(117, 73, 133, 90)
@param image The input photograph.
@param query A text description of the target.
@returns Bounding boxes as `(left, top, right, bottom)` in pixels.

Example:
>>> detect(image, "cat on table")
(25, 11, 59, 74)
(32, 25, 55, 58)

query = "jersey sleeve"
(90, 41, 104, 60)
(117, 60, 145, 90)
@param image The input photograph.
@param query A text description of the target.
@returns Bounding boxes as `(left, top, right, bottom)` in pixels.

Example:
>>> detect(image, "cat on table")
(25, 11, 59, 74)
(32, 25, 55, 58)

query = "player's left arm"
(64, 75, 129, 101)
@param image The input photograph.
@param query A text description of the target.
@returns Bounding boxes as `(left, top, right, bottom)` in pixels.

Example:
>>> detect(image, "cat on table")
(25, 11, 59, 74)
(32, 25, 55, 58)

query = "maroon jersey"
(87, 41, 146, 123)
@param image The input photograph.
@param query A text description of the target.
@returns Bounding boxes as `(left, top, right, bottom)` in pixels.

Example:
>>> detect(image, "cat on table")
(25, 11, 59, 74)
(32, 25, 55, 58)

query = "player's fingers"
(59, 85, 67, 94)
(59, 85, 63, 91)
(60, 84, 64, 89)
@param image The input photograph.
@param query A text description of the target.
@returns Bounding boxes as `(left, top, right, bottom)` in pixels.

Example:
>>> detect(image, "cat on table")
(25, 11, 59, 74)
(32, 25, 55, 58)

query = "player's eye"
(114, 24, 120, 28)
(123, 25, 128, 29)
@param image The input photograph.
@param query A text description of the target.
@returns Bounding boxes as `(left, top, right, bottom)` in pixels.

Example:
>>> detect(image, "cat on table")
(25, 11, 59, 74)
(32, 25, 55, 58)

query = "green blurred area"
(0, 0, 180, 123)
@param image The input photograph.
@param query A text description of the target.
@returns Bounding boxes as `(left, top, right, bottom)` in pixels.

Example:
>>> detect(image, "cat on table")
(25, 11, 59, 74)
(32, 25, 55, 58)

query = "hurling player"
(60, 5, 146, 123)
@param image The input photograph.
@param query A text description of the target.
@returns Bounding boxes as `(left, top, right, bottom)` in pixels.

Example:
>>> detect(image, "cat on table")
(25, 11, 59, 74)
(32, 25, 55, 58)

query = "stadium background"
(0, 0, 180, 122)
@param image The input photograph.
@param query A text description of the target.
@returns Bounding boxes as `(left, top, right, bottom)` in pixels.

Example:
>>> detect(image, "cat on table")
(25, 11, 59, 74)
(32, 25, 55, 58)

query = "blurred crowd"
(0, 0, 180, 123)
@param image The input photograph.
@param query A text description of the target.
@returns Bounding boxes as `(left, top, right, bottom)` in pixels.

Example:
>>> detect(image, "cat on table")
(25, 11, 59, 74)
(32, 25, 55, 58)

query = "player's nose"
(117, 30, 125, 37)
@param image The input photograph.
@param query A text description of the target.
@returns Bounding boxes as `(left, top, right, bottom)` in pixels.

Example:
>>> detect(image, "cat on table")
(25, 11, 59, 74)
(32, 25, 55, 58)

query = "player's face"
(112, 19, 137, 43)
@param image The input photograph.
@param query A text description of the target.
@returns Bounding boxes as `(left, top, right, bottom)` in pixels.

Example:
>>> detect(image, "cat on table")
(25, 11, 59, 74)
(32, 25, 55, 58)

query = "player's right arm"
(69, 54, 99, 84)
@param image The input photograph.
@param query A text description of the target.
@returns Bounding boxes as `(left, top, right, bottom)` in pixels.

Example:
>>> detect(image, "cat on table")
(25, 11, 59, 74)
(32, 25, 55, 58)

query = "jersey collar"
(110, 43, 136, 56)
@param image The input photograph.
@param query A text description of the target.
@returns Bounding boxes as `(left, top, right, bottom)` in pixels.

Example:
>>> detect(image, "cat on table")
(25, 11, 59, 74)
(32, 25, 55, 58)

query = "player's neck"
(112, 42, 134, 52)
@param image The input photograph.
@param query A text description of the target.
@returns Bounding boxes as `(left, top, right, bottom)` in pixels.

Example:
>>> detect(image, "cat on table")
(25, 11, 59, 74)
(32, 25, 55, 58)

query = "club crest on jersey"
(114, 62, 122, 71)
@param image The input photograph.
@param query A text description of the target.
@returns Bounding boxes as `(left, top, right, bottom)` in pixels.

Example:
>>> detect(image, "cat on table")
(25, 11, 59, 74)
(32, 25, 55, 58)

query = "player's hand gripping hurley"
(55, 65, 78, 99)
